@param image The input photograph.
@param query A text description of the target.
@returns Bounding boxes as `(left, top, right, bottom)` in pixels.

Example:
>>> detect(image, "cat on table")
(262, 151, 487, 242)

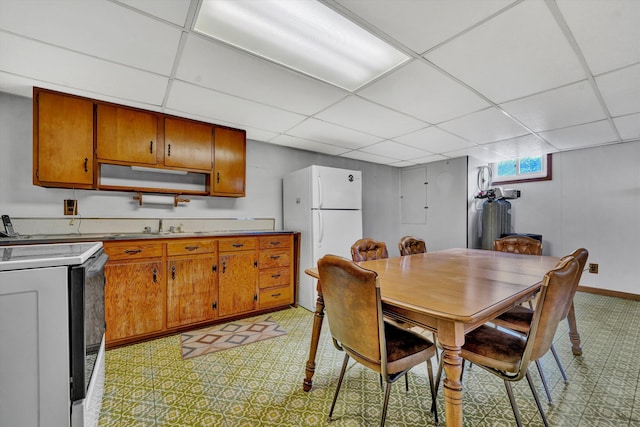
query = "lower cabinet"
(104, 233, 293, 348)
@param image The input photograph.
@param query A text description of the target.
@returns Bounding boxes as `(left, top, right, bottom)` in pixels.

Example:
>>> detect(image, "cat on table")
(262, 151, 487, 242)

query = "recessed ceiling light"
(194, 0, 410, 91)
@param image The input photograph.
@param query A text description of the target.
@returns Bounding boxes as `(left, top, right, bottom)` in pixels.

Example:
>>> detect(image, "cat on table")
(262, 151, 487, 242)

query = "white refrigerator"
(283, 165, 363, 311)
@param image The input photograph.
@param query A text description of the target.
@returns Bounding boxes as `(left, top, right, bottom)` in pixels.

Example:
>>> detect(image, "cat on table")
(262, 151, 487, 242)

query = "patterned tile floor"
(99, 292, 640, 426)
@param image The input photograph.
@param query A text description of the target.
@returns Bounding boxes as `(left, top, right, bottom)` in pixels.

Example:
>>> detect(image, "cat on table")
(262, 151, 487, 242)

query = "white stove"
(0, 241, 103, 271)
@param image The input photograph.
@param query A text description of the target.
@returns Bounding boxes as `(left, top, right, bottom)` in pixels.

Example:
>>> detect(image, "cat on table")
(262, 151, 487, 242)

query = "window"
(490, 154, 552, 184)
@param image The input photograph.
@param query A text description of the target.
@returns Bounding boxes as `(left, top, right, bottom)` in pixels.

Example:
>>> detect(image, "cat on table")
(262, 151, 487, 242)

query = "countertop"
(0, 230, 296, 246)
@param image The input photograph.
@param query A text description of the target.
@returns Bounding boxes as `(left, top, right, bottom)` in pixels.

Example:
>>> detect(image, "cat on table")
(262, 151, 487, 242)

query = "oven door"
(68, 249, 108, 402)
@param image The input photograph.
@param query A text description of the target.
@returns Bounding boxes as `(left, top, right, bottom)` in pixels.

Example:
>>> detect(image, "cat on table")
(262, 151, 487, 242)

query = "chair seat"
(384, 322, 436, 374)
(461, 325, 525, 373)
(494, 305, 533, 333)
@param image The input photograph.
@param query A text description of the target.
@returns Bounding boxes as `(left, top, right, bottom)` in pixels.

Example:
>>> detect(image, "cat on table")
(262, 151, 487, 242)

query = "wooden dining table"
(302, 248, 579, 427)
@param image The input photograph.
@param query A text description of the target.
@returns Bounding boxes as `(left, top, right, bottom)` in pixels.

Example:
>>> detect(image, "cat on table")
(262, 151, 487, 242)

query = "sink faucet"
(159, 219, 163, 233)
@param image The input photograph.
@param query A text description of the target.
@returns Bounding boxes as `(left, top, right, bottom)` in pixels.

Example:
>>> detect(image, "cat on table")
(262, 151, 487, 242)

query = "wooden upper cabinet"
(164, 117, 213, 171)
(96, 104, 158, 165)
(34, 89, 94, 187)
(212, 127, 246, 197)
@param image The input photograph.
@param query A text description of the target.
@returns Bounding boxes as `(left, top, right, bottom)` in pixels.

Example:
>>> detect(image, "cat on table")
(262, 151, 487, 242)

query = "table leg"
(438, 321, 465, 427)
(566, 301, 582, 356)
(303, 284, 325, 392)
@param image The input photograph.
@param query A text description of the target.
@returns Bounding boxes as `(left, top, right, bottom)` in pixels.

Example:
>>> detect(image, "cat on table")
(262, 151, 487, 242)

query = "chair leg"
(426, 359, 439, 425)
(526, 369, 550, 427)
(328, 353, 350, 422)
(535, 359, 553, 403)
(504, 380, 523, 427)
(380, 381, 393, 427)
(405, 371, 409, 392)
(550, 344, 569, 383)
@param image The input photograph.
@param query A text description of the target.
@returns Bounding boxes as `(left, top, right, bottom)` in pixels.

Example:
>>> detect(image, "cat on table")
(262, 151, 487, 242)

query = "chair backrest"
(525, 256, 582, 365)
(559, 248, 588, 319)
(351, 238, 389, 262)
(398, 236, 427, 256)
(494, 235, 542, 255)
(317, 254, 384, 366)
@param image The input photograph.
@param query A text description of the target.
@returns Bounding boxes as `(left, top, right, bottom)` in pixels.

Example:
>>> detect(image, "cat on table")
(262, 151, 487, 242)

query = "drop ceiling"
(0, 0, 638, 167)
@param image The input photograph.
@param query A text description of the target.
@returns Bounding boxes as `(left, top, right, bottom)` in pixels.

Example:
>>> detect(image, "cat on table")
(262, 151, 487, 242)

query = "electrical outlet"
(64, 199, 78, 215)
(588, 263, 598, 274)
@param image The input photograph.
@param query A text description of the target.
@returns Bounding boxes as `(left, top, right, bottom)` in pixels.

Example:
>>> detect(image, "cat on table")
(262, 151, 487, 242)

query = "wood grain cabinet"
(212, 127, 246, 197)
(218, 237, 258, 317)
(166, 239, 218, 328)
(96, 104, 158, 165)
(258, 235, 294, 309)
(103, 241, 165, 344)
(33, 88, 94, 188)
(164, 117, 213, 172)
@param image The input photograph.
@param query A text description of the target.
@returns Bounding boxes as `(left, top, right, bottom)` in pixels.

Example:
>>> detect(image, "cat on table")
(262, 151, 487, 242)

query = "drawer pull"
(171, 265, 176, 280)
(271, 293, 282, 298)
(270, 255, 281, 260)
(271, 273, 281, 279)
(185, 246, 199, 251)
(270, 241, 281, 246)
(125, 249, 142, 255)
(232, 243, 244, 248)
(152, 268, 158, 283)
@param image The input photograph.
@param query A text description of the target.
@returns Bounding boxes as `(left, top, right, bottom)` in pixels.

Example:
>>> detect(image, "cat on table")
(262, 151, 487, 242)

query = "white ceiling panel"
(358, 60, 489, 124)
(439, 107, 530, 144)
(481, 134, 558, 158)
(613, 113, 640, 141)
(360, 140, 431, 161)
(339, 149, 398, 165)
(424, 0, 585, 103)
(445, 145, 510, 163)
(286, 118, 382, 149)
(314, 96, 426, 138)
(501, 80, 606, 132)
(0, 0, 182, 76)
(556, 0, 640, 75)
(176, 34, 348, 115)
(539, 120, 619, 150)
(166, 81, 306, 133)
(334, 0, 516, 54)
(114, 0, 192, 26)
(596, 64, 640, 117)
(269, 134, 350, 156)
(393, 126, 474, 154)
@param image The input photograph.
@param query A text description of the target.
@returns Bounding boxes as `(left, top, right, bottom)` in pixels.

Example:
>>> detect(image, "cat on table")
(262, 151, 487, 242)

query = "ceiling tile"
(393, 126, 475, 154)
(285, 118, 382, 149)
(613, 113, 640, 141)
(334, 0, 515, 54)
(269, 135, 350, 156)
(166, 81, 306, 132)
(481, 134, 558, 158)
(444, 145, 510, 163)
(438, 107, 529, 144)
(539, 120, 619, 150)
(358, 60, 489, 124)
(114, 0, 192, 26)
(500, 80, 606, 132)
(360, 140, 431, 161)
(408, 154, 450, 165)
(596, 64, 640, 117)
(424, 0, 585, 103)
(176, 35, 349, 115)
(0, 0, 182, 75)
(314, 96, 426, 138)
(557, 0, 640, 75)
(339, 150, 398, 165)
(0, 33, 168, 105)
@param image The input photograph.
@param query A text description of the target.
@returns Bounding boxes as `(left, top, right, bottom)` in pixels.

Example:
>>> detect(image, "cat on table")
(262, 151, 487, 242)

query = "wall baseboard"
(577, 285, 640, 301)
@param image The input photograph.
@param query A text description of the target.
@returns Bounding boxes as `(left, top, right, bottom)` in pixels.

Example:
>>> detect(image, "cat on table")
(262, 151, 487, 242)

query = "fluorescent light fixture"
(131, 166, 188, 176)
(194, 0, 410, 91)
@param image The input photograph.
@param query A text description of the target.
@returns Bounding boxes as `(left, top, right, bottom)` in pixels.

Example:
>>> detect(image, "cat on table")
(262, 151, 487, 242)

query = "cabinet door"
(164, 117, 213, 171)
(212, 127, 246, 197)
(167, 256, 218, 328)
(35, 90, 94, 186)
(96, 104, 158, 165)
(218, 251, 257, 317)
(104, 259, 164, 342)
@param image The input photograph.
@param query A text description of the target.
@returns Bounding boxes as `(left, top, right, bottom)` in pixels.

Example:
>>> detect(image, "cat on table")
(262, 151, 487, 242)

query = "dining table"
(302, 248, 580, 427)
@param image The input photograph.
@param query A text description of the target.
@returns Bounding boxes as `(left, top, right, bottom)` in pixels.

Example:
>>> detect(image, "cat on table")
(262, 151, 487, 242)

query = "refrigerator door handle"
(317, 175, 323, 208)
(317, 210, 324, 243)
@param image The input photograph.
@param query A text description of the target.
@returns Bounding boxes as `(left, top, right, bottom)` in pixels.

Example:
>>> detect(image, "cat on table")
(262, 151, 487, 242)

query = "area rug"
(180, 315, 287, 359)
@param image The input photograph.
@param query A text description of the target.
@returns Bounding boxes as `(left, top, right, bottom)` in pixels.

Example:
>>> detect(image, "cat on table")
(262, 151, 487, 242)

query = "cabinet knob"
(171, 265, 176, 280)
(217, 172, 220, 183)
(167, 143, 171, 157)
(149, 141, 154, 153)
(83, 157, 88, 173)
(152, 268, 158, 283)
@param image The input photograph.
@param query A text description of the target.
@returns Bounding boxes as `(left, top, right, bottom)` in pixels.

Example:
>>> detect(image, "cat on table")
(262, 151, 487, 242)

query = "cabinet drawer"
(259, 249, 290, 269)
(259, 286, 293, 309)
(259, 267, 290, 289)
(258, 235, 291, 249)
(218, 237, 256, 252)
(104, 241, 163, 260)
(167, 239, 217, 256)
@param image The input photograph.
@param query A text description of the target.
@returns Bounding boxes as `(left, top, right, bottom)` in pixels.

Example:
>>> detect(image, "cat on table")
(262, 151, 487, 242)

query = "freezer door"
(311, 166, 361, 210)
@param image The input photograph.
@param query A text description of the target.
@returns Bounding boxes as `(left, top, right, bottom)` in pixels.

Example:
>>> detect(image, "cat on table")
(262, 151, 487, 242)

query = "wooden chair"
(493, 248, 588, 402)
(398, 236, 427, 256)
(493, 235, 543, 255)
(317, 254, 438, 426)
(350, 238, 388, 262)
(437, 255, 582, 427)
